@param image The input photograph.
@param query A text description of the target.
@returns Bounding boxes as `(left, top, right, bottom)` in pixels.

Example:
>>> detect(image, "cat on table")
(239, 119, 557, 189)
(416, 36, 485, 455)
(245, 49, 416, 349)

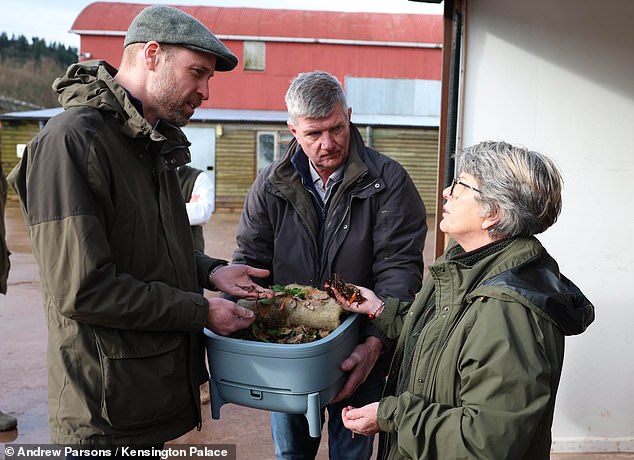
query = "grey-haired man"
(233, 71, 427, 459)
(8, 5, 271, 456)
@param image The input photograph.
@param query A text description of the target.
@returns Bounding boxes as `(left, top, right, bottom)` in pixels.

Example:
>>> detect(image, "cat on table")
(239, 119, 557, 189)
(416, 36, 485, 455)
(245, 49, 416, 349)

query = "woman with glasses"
(328, 141, 595, 459)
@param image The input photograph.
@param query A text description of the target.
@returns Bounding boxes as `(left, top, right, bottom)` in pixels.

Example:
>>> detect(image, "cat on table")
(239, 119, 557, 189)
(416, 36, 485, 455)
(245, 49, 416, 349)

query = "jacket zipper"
(320, 177, 377, 279)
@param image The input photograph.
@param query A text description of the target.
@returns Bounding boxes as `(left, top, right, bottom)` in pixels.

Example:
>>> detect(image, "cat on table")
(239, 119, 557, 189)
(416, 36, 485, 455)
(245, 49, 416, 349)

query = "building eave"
(1, 108, 439, 128)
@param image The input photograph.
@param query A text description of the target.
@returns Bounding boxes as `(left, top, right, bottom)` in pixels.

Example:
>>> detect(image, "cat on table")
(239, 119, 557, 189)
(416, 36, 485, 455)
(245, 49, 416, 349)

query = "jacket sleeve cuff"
(359, 316, 391, 346)
(372, 297, 404, 340)
(196, 252, 228, 290)
(359, 297, 400, 341)
(377, 396, 398, 433)
(189, 291, 210, 330)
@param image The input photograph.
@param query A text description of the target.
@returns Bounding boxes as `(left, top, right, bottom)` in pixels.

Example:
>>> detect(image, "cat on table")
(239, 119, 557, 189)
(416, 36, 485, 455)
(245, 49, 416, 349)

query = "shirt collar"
(309, 160, 344, 191)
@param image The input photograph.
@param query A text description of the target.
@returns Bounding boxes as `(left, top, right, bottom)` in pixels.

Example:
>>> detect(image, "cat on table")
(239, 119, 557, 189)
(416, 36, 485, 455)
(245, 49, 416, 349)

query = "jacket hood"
(51, 60, 191, 168)
(474, 239, 595, 336)
(53, 60, 154, 140)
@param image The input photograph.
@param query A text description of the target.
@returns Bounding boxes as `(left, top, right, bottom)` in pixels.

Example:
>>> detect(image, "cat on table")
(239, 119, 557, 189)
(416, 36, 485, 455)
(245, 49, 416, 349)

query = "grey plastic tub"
(204, 313, 359, 437)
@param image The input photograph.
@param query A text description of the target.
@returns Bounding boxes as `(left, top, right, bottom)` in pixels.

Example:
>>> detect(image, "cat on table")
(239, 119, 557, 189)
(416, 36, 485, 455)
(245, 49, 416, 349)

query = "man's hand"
(210, 264, 273, 299)
(206, 297, 256, 336)
(342, 402, 380, 436)
(331, 335, 383, 403)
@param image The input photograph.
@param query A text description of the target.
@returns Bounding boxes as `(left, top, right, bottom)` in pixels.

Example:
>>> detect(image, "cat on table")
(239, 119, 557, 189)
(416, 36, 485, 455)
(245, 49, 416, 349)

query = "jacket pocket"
(94, 328, 191, 429)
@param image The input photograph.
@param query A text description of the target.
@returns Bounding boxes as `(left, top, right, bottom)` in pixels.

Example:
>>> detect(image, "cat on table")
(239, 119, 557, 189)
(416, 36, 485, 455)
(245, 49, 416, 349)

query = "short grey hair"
(285, 71, 349, 125)
(457, 141, 563, 239)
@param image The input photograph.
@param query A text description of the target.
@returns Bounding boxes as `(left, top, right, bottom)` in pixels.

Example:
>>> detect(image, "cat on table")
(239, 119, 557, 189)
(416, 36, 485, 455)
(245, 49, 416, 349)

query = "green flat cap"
(124, 5, 238, 71)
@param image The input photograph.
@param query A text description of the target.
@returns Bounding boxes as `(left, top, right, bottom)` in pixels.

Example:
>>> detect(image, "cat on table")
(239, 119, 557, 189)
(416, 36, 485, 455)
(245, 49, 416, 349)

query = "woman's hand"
(325, 282, 382, 316)
(342, 402, 381, 436)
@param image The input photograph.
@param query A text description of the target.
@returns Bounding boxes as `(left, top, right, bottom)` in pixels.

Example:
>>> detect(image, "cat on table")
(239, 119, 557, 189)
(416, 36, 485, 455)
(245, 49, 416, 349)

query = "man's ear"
(287, 121, 297, 137)
(143, 41, 160, 70)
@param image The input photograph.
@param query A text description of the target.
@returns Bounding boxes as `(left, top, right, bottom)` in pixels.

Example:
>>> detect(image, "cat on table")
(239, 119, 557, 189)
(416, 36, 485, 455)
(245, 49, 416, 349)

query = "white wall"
(460, 0, 634, 452)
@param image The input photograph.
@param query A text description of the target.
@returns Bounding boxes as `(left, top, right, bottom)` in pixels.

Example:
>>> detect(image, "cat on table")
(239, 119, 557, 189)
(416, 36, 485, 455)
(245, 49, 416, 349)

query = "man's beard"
(149, 67, 192, 127)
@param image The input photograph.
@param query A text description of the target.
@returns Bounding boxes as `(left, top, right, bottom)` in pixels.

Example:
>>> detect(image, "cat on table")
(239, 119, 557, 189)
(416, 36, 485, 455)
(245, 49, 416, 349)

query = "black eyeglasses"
(450, 178, 482, 196)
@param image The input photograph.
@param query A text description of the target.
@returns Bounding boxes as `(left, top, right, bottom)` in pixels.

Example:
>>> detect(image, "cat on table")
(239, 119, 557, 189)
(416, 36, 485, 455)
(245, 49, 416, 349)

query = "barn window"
(277, 132, 293, 158)
(244, 41, 265, 71)
(257, 132, 275, 172)
(257, 131, 294, 173)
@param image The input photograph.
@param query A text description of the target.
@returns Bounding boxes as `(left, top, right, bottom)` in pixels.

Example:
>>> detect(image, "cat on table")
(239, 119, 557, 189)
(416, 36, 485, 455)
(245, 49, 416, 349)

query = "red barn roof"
(70, 2, 442, 45)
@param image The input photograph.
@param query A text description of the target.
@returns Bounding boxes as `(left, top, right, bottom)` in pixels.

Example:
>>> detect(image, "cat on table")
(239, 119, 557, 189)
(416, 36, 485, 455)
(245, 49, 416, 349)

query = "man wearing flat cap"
(8, 5, 272, 456)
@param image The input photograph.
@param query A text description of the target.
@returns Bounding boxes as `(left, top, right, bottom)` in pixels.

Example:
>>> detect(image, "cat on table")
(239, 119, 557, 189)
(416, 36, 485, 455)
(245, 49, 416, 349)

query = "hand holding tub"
(206, 297, 256, 336)
(206, 264, 273, 335)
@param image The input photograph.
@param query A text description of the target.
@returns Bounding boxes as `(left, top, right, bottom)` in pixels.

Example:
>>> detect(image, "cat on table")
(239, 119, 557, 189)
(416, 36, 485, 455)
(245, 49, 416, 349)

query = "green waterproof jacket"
(8, 60, 226, 446)
(373, 237, 595, 459)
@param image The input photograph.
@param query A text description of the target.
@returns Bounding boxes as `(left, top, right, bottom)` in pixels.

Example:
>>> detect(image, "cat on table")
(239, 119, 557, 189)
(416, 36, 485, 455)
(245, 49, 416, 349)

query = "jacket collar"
(440, 237, 595, 336)
(274, 123, 370, 188)
(54, 60, 191, 169)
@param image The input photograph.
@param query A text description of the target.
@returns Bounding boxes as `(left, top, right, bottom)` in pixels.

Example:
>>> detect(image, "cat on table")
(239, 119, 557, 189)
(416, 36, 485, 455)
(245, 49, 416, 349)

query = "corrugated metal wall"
(369, 127, 438, 214)
(347, 78, 441, 120)
(0, 120, 40, 202)
(0, 120, 439, 214)
(72, 5, 442, 112)
(214, 125, 257, 212)
(213, 124, 438, 215)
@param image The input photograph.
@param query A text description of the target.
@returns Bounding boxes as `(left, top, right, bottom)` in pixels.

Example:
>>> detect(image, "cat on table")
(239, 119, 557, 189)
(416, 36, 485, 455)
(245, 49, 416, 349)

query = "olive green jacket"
(8, 60, 225, 446)
(373, 237, 595, 459)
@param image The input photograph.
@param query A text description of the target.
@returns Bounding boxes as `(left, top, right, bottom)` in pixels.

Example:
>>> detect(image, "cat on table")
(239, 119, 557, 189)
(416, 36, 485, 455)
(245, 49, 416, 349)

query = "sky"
(0, 0, 443, 49)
